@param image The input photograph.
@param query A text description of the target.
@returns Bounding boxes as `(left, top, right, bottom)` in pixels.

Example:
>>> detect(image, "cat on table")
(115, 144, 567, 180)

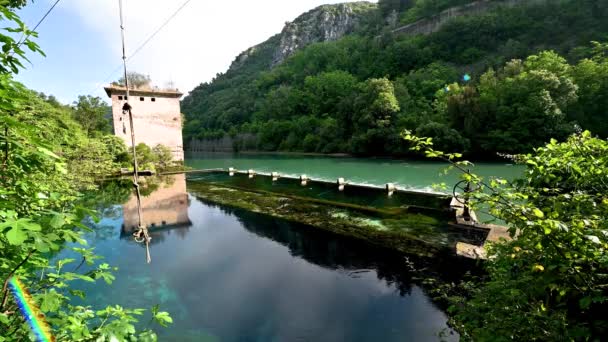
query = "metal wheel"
(452, 180, 481, 205)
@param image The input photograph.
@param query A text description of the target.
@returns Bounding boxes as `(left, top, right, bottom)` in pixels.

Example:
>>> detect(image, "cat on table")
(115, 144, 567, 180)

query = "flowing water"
(186, 152, 523, 192)
(73, 155, 522, 341)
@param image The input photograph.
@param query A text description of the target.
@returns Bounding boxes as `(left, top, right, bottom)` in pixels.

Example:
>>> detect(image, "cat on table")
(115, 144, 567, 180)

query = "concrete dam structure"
(184, 169, 509, 259)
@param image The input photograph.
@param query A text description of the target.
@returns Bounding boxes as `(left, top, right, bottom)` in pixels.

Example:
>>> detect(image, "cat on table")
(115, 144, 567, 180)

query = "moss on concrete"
(187, 181, 463, 257)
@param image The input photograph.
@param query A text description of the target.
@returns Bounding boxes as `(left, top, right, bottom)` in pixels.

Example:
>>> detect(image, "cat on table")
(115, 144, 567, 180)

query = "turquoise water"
(186, 152, 523, 192)
(67, 156, 521, 340)
(65, 174, 477, 341)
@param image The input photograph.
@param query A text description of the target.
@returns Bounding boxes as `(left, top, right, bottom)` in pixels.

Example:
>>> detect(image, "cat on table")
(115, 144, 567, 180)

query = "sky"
(14, 0, 375, 104)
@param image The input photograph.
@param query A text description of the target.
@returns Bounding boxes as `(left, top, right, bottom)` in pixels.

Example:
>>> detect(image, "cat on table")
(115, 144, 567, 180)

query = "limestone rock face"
(272, 3, 373, 66)
(230, 2, 375, 71)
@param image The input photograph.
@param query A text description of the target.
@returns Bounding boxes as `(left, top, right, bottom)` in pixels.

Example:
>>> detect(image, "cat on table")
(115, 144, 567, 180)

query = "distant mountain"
(182, 0, 608, 157)
(232, 2, 377, 71)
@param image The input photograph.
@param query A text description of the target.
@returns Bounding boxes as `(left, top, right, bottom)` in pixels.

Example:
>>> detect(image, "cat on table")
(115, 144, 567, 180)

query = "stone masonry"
(105, 85, 184, 161)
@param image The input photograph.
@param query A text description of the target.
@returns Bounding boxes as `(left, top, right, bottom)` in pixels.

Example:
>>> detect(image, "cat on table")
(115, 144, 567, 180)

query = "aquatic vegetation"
(187, 180, 483, 257)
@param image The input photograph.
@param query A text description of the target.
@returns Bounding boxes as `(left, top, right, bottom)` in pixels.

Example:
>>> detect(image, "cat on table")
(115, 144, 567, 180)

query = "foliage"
(404, 131, 608, 340)
(0, 4, 44, 74)
(378, 0, 414, 18)
(399, 0, 475, 24)
(1, 3, 171, 340)
(0, 0, 27, 9)
(447, 51, 578, 154)
(151, 144, 174, 172)
(72, 95, 112, 137)
(113, 72, 152, 89)
(181, 0, 608, 158)
(569, 41, 608, 137)
(130, 143, 177, 173)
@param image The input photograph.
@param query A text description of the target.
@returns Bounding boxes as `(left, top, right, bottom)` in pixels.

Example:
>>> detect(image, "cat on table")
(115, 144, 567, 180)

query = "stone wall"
(110, 89, 184, 161)
(390, 0, 547, 37)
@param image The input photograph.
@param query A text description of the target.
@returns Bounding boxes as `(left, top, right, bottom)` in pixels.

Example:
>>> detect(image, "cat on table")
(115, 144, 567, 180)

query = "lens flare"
(9, 277, 54, 342)
(463, 74, 471, 82)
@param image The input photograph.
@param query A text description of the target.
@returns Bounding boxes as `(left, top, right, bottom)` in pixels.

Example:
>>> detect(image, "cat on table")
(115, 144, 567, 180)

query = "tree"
(355, 78, 400, 130)
(351, 78, 400, 154)
(113, 71, 152, 89)
(152, 144, 174, 171)
(569, 43, 608, 137)
(134, 143, 156, 169)
(72, 95, 111, 137)
(378, 0, 413, 17)
(1, 4, 171, 340)
(446, 52, 578, 154)
(415, 121, 470, 152)
(404, 130, 608, 340)
(0, 5, 43, 74)
(303, 70, 358, 118)
(178, 0, 608, 157)
(0, 0, 28, 9)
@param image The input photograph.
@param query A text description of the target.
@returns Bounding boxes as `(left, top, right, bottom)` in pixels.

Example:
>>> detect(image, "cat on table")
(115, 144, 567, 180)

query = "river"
(71, 155, 522, 341)
(186, 152, 523, 192)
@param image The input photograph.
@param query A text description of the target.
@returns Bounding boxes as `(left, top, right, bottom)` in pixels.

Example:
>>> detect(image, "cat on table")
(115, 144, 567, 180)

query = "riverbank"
(233, 151, 352, 157)
(186, 149, 523, 163)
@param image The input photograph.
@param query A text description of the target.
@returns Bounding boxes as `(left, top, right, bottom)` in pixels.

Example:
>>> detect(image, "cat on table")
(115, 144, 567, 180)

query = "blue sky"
(13, 0, 374, 105)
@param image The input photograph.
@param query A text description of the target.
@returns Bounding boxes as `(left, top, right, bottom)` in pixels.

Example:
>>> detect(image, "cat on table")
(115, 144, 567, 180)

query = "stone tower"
(105, 85, 184, 161)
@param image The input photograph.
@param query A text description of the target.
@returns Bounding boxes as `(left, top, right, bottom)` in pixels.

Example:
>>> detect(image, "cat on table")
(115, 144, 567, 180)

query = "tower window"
(140, 97, 145, 101)
(118, 96, 123, 100)
(151, 98, 156, 102)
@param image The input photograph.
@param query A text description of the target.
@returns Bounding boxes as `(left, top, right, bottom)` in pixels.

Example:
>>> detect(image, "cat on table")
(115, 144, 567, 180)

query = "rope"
(119, 0, 151, 263)
(83, 0, 194, 97)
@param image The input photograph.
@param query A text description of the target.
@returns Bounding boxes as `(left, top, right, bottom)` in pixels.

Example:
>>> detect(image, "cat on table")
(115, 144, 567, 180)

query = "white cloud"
(66, 0, 376, 96)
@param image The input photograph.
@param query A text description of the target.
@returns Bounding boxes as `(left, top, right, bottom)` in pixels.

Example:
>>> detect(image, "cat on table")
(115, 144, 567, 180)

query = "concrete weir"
(183, 169, 509, 259)
(449, 197, 511, 259)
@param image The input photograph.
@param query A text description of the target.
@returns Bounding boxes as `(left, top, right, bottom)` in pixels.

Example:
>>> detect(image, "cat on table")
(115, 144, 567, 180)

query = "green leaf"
(6, 226, 27, 245)
(579, 297, 592, 310)
(69, 290, 86, 299)
(532, 208, 544, 218)
(37, 147, 60, 159)
(39, 290, 63, 313)
(138, 331, 158, 342)
(49, 214, 65, 228)
(153, 311, 173, 327)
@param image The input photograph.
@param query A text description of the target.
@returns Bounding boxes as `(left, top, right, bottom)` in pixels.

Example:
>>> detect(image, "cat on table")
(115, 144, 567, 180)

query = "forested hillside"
(182, 0, 608, 157)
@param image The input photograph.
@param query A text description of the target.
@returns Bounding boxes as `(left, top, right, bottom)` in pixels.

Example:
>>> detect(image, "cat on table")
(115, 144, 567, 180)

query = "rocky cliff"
(272, 2, 376, 65)
(230, 2, 376, 72)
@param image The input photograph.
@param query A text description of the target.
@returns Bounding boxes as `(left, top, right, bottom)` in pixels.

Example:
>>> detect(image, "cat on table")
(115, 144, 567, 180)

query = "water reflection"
(84, 175, 464, 341)
(197, 197, 474, 297)
(121, 174, 192, 242)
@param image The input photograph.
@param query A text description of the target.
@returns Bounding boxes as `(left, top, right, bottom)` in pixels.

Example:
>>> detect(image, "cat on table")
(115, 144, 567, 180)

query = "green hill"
(181, 0, 608, 157)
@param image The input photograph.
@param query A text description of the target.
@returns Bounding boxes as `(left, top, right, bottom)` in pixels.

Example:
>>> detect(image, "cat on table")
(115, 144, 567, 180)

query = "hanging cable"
(9, 0, 62, 56)
(27, 0, 61, 38)
(118, 0, 151, 264)
(126, 0, 193, 65)
(86, 0, 193, 96)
